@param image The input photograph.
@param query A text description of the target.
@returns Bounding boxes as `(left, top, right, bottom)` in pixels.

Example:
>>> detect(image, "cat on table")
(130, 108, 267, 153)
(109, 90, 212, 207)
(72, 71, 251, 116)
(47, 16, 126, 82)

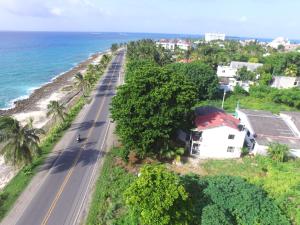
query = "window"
(227, 146, 235, 153)
(228, 134, 235, 140)
(294, 81, 297, 86)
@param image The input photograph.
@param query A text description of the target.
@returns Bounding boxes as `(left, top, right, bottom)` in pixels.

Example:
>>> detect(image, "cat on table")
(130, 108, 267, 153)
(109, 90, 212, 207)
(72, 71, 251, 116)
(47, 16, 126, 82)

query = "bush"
(203, 176, 290, 225)
(201, 204, 234, 225)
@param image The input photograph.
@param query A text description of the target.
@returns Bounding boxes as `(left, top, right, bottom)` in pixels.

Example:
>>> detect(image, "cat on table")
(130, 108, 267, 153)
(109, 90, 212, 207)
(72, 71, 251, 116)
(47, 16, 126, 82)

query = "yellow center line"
(40, 54, 120, 225)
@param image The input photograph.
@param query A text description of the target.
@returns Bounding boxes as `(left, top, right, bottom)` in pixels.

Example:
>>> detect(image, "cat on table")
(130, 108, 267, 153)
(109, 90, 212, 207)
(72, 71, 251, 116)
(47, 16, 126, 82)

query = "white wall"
(271, 76, 300, 89)
(193, 126, 246, 159)
(217, 66, 237, 78)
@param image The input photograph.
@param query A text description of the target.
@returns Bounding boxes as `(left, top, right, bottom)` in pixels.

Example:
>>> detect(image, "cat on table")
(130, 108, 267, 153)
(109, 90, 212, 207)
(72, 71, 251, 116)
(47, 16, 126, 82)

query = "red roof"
(195, 112, 240, 131)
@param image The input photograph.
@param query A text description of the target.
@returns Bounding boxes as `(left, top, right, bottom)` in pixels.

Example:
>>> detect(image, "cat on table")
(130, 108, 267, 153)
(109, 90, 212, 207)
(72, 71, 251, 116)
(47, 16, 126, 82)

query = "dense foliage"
(262, 52, 300, 76)
(202, 176, 289, 225)
(127, 39, 173, 66)
(111, 63, 197, 157)
(167, 61, 219, 100)
(202, 156, 300, 224)
(124, 165, 190, 225)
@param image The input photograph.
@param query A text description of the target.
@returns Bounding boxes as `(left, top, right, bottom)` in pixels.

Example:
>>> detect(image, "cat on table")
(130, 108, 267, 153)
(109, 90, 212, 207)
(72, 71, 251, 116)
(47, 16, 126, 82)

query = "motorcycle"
(76, 135, 81, 142)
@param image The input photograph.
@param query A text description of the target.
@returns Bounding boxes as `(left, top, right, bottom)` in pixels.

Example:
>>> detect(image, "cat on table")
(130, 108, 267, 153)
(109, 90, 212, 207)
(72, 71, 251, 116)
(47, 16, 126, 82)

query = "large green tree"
(124, 165, 190, 225)
(0, 116, 44, 167)
(167, 61, 219, 100)
(111, 64, 197, 157)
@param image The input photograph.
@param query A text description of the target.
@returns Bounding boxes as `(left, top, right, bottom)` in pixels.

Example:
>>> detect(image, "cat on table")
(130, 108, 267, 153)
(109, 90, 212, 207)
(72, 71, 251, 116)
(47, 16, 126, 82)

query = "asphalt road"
(8, 50, 125, 225)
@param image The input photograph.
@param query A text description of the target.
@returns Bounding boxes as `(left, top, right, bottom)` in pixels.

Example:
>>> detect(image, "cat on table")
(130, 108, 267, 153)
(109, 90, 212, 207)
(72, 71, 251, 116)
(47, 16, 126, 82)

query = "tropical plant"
(74, 72, 90, 97)
(0, 116, 44, 167)
(267, 143, 289, 162)
(111, 43, 119, 53)
(160, 147, 185, 162)
(124, 164, 190, 225)
(47, 100, 67, 122)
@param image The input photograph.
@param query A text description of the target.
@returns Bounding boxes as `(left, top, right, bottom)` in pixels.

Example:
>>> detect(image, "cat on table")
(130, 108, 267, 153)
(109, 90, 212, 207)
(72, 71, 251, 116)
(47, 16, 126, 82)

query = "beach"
(0, 51, 108, 189)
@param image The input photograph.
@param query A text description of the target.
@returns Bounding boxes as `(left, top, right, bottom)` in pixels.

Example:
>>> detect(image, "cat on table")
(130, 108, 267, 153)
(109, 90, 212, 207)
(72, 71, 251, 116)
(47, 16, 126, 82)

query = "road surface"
(2, 50, 125, 225)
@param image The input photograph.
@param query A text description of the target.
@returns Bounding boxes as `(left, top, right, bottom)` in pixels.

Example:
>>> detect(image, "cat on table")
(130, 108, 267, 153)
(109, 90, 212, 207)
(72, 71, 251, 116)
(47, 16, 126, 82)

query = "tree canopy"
(167, 61, 219, 100)
(124, 165, 190, 225)
(111, 63, 197, 157)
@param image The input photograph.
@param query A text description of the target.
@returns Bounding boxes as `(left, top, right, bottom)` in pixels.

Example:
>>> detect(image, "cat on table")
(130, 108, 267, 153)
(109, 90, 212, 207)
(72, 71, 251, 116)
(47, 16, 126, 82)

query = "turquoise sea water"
(0, 32, 200, 109)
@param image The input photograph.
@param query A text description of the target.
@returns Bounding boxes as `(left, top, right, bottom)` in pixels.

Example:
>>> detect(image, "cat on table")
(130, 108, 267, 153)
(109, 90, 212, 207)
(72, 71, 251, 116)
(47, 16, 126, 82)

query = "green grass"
(0, 57, 113, 221)
(202, 156, 300, 224)
(86, 148, 136, 225)
(197, 93, 298, 114)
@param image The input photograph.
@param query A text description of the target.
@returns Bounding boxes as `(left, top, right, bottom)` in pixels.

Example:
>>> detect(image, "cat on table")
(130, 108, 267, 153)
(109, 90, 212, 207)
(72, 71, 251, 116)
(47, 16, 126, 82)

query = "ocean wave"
(0, 49, 107, 111)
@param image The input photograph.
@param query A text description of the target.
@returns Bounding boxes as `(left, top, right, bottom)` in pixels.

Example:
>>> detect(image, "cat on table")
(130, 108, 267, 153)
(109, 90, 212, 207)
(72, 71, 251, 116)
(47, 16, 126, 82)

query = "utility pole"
(221, 89, 226, 109)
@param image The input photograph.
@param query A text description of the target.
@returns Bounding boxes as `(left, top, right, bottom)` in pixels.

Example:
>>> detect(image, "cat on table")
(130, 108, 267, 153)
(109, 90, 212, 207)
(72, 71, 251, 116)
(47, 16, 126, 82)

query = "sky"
(0, 0, 299, 39)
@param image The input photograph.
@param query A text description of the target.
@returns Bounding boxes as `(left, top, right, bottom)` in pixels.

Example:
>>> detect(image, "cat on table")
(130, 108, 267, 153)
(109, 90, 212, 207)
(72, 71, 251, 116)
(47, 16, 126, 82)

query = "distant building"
(156, 39, 192, 51)
(176, 40, 192, 50)
(268, 37, 290, 49)
(271, 76, 300, 89)
(236, 109, 300, 158)
(205, 33, 226, 42)
(156, 39, 176, 50)
(217, 61, 263, 91)
(190, 107, 246, 159)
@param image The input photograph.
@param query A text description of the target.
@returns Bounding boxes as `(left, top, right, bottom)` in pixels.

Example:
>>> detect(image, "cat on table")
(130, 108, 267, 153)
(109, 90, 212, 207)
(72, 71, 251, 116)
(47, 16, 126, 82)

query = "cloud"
(50, 7, 63, 16)
(0, 0, 106, 18)
(239, 16, 248, 23)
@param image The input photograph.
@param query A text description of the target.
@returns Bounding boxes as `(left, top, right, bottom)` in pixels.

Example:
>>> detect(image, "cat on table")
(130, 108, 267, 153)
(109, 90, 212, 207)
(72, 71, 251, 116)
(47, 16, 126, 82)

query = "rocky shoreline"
(0, 52, 102, 116)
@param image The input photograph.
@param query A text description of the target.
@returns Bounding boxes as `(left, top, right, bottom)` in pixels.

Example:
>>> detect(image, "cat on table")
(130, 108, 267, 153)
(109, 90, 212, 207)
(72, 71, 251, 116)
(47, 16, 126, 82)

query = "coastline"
(0, 52, 103, 116)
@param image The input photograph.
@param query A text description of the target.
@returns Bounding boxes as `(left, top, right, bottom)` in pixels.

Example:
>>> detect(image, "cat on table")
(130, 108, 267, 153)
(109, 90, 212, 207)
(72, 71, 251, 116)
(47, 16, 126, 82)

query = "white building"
(236, 109, 300, 158)
(271, 76, 300, 89)
(190, 107, 246, 159)
(217, 61, 263, 91)
(156, 39, 176, 50)
(205, 33, 226, 42)
(176, 40, 192, 50)
(156, 39, 191, 51)
(268, 37, 290, 49)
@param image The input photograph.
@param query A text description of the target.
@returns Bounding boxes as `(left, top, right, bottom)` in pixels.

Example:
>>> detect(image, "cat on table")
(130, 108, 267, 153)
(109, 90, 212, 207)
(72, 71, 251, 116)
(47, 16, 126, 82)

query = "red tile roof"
(195, 112, 240, 131)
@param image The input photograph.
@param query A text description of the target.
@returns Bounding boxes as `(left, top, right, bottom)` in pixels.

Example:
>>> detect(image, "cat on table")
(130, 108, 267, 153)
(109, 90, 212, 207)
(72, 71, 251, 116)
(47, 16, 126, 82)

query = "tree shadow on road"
(39, 142, 106, 174)
(70, 120, 105, 132)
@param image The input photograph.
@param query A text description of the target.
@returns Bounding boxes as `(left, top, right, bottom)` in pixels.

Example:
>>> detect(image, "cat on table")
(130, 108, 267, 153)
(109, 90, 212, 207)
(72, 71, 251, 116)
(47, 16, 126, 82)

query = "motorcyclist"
(77, 134, 81, 142)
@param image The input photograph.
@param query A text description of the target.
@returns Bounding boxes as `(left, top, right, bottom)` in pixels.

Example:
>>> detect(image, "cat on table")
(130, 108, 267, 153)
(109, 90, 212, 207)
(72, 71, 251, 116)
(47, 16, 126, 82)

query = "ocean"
(0, 32, 200, 109)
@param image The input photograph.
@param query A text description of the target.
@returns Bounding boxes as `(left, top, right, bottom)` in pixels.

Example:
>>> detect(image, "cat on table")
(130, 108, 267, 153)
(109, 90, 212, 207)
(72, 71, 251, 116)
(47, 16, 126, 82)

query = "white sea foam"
(0, 50, 107, 111)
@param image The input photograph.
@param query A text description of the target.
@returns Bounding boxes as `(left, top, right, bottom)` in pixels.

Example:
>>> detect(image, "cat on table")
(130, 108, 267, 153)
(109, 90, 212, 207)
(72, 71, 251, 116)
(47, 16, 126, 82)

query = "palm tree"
(0, 116, 44, 167)
(74, 72, 90, 97)
(47, 100, 67, 122)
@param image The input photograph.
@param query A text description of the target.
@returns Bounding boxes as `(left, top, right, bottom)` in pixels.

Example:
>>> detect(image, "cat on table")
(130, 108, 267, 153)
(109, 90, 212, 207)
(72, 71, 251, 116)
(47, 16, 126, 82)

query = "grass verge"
(0, 55, 113, 221)
(86, 148, 136, 225)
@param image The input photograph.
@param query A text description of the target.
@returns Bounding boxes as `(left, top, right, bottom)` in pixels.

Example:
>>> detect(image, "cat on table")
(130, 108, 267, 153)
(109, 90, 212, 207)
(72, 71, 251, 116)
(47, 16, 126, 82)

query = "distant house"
(156, 39, 192, 51)
(190, 107, 246, 159)
(236, 109, 300, 158)
(176, 40, 192, 50)
(205, 33, 226, 42)
(268, 37, 290, 49)
(271, 76, 300, 89)
(156, 39, 176, 50)
(217, 61, 263, 91)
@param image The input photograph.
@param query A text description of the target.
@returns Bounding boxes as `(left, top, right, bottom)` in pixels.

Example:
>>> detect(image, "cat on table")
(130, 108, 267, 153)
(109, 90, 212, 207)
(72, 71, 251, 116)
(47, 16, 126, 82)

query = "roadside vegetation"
(85, 39, 300, 225)
(87, 147, 292, 225)
(0, 53, 112, 221)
